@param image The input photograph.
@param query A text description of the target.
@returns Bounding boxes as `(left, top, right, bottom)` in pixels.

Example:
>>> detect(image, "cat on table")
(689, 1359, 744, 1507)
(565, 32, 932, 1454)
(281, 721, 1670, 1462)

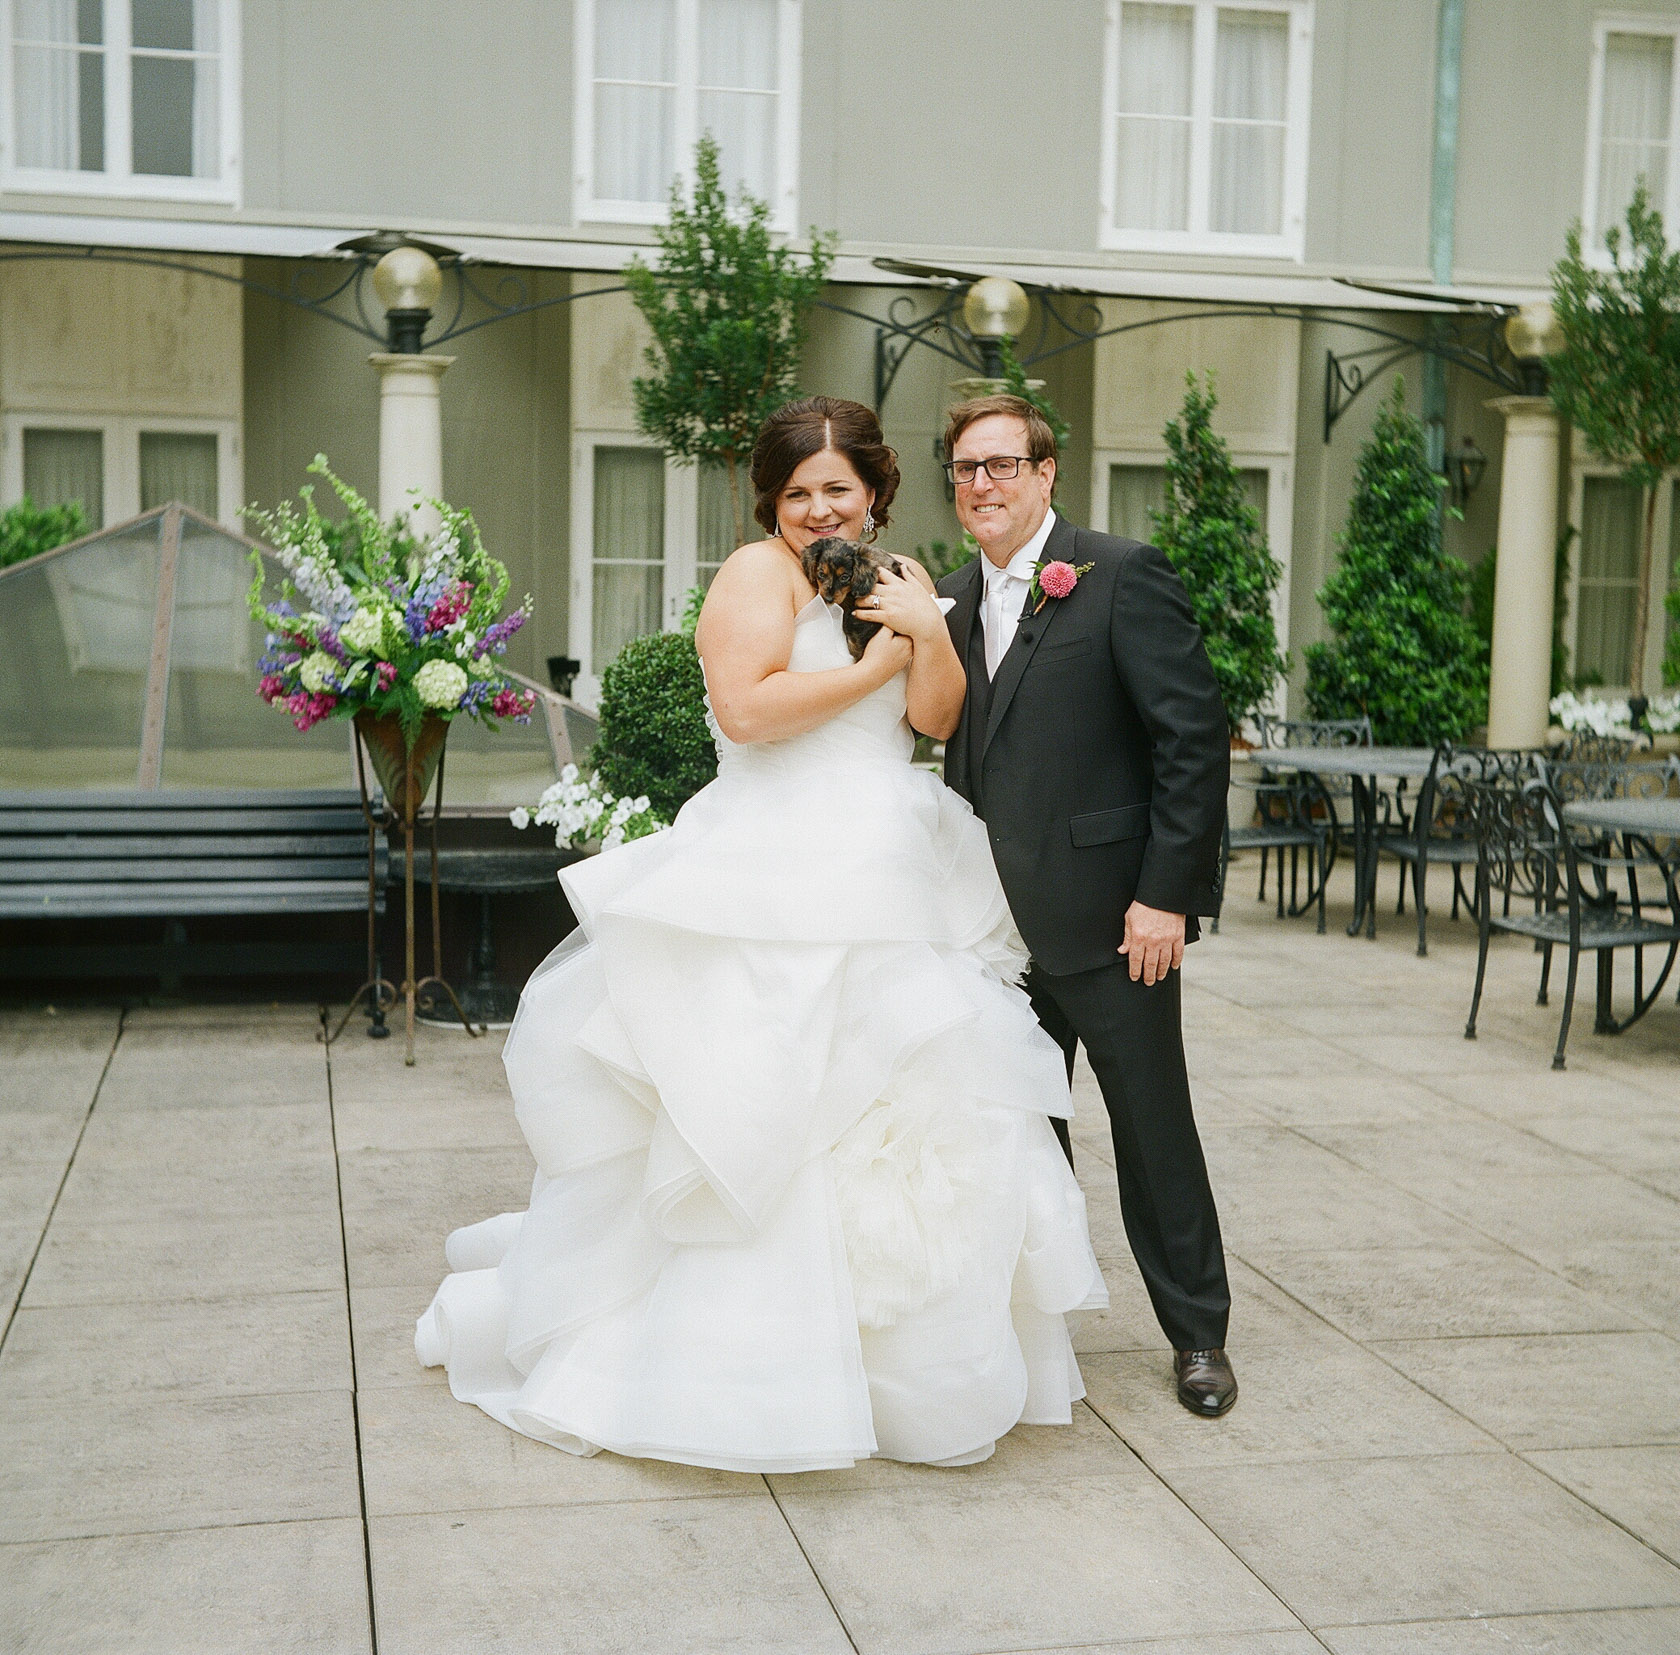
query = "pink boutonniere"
(1029, 558, 1095, 614)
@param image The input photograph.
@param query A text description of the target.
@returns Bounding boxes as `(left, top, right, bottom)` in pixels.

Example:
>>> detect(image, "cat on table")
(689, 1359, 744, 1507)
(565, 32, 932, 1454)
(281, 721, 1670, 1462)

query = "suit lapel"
(982, 516, 1080, 755)
(944, 557, 983, 663)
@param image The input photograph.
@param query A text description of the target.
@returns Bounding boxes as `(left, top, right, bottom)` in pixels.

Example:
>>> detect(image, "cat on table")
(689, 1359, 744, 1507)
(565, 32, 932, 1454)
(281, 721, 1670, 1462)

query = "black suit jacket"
(938, 515, 1229, 976)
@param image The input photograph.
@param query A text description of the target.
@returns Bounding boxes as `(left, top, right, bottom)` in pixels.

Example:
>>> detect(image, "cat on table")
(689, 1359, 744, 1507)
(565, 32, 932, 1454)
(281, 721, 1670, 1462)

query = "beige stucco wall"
(0, 253, 241, 419)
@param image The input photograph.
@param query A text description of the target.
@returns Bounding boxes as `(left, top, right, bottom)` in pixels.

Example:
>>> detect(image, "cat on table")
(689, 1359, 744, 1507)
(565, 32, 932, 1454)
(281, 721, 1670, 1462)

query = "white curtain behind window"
(1109, 465, 1169, 542)
(13, 0, 80, 169)
(1115, 4, 1193, 231)
(592, 447, 666, 671)
(1578, 476, 1645, 687)
(697, 462, 739, 589)
(140, 431, 219, 519)
(24, 427, 104, 528)
(698, 0, 777, 203)
(1211, 7, 1288, 236)
(595, 0, 677, 203)
(1598, 32, 1673, 243)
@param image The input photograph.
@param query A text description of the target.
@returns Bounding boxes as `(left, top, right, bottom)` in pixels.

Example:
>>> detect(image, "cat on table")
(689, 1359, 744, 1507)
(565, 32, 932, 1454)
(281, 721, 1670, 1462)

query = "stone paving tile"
(0, 1516, 372, 1655)
(774, 1473, 1300, 1654)
(122, 1000, 324, 1031)
(330, 1086, 528, 1154)
(49, 1146, 341, 1226)
(1373, 1332, 1680, 1451)
(1232, 1071, 1469, 1127)
(1318, 1606, 1680, 1653)
(0, 1053, 110, 1113)
(1552, 1241, 1680, 1335)
(361, 1378, 760, 1516)
(369, 1498, 854, 1655)
(0, 1388, 360, 1542)
(0, 1220, 40, 1321)
(1296, 1119, 1598, 1190)
(1258, 1244, 1645, 1341)
(1435, 1173, 1680, 1263)
(0, 1108, 86, 1171)
(350, 1282, 436, 1389)
(75, 1098, 335, 1164)
(0, 1290, 352, 1402)
(1083, 1341, 1499, 1469)
(1529, 1445, 1680, 1560)
(992, 1636, 1324, 1655)
(0, 1006, 121, 1059)
(1518, 1112, 1680, 1174)
(24, 1209, 344, 1306)
(1172, 1452, 1680, 1626)
(0, 1162, 69, 1234)
(338, 1146, 534, 1295)
(1417, 1064, 1680, 1120)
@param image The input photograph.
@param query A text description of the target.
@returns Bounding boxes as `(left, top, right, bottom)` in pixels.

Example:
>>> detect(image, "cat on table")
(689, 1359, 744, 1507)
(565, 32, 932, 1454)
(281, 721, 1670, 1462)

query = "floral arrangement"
(1550, 688, 1680, 737)
(245, 457, 537, 742)
(511, 765, 668, 852)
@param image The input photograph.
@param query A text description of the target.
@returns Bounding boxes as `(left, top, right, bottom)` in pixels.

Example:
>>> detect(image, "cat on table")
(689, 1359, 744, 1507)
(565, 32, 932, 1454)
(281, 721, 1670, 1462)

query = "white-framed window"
(574, 0, 801, 229)
(1093, 450, 1294, 711)
(1099, 0, 1312, 259)
(2, 412, 239, 528)
(1583, 16, 1680, 252)
(1564, 463, 1676, 691)
(569, 434, 745, 701)
(1, 0, 239, 201)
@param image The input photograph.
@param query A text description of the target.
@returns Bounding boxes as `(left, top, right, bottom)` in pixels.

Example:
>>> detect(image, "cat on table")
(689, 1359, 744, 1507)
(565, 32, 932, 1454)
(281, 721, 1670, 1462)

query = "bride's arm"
(864, 561, 965, 742)
(697, 544, 912, 745)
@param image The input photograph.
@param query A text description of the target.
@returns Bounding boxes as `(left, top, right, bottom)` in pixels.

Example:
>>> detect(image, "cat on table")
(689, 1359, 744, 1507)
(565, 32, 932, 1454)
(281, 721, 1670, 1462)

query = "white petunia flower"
(509, 807, 531, 830)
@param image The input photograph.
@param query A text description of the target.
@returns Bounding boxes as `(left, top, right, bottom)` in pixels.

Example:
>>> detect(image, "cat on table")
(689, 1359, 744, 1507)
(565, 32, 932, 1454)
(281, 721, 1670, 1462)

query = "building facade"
(1, 0, 1677, 710)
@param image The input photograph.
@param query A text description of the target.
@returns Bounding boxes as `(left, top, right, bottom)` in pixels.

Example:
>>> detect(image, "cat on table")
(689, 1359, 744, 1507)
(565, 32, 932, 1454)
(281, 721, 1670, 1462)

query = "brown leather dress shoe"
(1174, 1348, 1238, 1417)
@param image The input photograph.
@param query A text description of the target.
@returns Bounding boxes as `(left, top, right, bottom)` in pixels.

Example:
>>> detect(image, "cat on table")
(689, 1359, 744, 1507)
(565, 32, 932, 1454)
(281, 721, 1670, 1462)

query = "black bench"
(0, 789, 385, 982)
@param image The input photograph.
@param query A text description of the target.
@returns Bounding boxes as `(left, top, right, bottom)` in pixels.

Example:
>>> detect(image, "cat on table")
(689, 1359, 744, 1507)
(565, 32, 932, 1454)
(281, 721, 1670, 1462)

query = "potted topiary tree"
(1306, 383, 1486, 743)
(1152, 373, 1289, 744)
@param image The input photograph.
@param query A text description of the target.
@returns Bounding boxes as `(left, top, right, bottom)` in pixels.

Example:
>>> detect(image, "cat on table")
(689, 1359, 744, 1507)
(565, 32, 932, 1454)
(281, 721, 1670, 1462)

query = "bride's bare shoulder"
(695, 540, 807, 651)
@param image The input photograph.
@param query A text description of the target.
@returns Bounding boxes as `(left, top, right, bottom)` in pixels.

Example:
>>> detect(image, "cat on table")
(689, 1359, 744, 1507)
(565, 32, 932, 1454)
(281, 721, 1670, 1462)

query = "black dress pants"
(1026, 959, 1230, 1353)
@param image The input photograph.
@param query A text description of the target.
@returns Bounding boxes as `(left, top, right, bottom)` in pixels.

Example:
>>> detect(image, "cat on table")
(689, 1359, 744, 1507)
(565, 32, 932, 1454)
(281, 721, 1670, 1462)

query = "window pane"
(131, 0, 196, 52)
(699, 0, 776, 90)
(698, 462, 740, 587)
(1211, 9, 1288, 234)
(596, 0, 674, 81)
(140, 431, 218, 518)
(12, 0, 103, 174)
(24, 427, 104, 529)
(132, 52, 219, 175)
(594, 83, 675, 201)
(1577, 475, 1644, 686)
(699, 88, 776, 200)
(1597, 32, 1673, 243)
(592, 447, 665, 668)
(1115, 5, 1193, 231)
(1108, 465, 1168, 543)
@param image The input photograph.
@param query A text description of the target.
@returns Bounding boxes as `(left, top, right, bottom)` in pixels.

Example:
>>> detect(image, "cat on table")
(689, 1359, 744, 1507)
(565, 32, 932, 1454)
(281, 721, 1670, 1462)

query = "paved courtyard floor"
(2, 861, 1679, 1654)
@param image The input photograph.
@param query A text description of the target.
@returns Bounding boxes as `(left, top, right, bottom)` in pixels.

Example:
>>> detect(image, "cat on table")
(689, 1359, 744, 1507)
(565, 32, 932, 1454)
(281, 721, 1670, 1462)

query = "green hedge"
(592, 630, 717, 820)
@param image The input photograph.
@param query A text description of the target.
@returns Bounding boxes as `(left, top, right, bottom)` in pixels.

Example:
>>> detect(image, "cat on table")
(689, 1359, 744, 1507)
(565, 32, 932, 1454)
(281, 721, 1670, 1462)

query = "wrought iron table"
(1562, 797, 1680, 839)
(390, 845, 578, 1028)
(1255, 746, 1438, 938)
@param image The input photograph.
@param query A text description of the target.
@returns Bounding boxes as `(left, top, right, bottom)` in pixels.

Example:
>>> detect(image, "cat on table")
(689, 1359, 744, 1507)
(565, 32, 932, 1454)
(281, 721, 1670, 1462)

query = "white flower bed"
(1550, 689, 1680, 737)
(511, 765, 667, 851)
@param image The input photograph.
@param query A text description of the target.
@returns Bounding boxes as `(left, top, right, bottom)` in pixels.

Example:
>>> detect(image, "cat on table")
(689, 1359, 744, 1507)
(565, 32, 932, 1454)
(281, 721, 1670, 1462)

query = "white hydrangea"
(414, 658, 469, 709)
(339, 606, 387, 655)
(298, 651, 337, 693)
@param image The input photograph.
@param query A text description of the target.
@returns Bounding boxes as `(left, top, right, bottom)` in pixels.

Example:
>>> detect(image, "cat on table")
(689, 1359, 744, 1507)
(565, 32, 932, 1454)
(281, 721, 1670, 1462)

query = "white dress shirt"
(981, 509, 1058, 679)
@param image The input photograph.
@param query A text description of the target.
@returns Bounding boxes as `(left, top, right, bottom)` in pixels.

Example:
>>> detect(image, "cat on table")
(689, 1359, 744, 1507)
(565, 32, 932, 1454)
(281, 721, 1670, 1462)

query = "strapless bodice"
(705, 596, 914, 776)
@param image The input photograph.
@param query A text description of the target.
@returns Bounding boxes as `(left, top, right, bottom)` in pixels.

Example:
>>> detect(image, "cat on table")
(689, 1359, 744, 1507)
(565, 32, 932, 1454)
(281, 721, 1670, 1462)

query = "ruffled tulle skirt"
(415, 752, 1108, 1472)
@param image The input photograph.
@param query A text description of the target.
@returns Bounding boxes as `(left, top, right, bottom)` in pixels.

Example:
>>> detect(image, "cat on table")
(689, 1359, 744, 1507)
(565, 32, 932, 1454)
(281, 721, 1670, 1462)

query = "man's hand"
(1118, 901, 1186, 986)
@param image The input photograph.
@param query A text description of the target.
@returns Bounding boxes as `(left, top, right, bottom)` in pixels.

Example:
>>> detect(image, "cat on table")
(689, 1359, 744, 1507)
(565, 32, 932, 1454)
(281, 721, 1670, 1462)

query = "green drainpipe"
(1424, 0, 1463, 476)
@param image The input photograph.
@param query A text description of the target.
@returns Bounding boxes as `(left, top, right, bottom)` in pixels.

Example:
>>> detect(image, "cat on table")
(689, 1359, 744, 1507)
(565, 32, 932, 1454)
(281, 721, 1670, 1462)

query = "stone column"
(370, 352, 456, 538)
(1485, 394, 1561, 749)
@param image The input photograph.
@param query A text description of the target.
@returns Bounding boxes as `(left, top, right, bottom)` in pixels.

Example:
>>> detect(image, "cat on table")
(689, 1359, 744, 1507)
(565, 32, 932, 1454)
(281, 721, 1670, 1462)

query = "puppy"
(801, 536, 906, 662)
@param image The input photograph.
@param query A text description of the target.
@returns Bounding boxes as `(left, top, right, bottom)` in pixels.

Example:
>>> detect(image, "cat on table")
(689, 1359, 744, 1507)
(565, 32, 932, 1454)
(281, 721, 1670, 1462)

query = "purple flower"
(473, 610, 527, 658)
(318, 628, 348, 663)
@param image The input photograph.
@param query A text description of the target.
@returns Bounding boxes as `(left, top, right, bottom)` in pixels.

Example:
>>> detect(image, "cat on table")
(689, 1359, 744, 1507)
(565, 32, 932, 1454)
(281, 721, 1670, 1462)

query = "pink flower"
(425, 582, 472, 633)
(1038, 560, 1079, 600)
(284, 690, 337, 731)
(375, 661, 398, 690)
(258, 674, 285, 703)
(491, 687, 535, 721)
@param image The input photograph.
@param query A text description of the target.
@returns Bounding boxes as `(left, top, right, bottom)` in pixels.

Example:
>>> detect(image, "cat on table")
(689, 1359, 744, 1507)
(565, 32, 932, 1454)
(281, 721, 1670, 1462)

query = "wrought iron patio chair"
(1390, 743, 1546, 956)
(1228, 714, 1369, 926)
(1548, 731, 1634, 767)
(1217, 763, 1337, 934)
(1462, 773, 1680, 1070)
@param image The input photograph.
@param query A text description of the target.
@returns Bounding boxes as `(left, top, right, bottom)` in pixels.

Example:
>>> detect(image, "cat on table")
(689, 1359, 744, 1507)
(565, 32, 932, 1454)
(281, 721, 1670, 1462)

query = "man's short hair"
(943, 393, 1059, 467)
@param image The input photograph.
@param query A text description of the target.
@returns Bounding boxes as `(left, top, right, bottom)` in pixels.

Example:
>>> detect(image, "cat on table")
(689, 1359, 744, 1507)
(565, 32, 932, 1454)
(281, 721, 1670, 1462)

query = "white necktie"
(984, 573, 1015, 679)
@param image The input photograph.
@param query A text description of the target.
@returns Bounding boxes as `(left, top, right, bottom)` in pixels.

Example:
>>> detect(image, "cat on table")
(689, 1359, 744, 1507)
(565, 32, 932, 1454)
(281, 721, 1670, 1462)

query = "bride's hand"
(859, 565, 942, 643)
(859, 621, 914, 681)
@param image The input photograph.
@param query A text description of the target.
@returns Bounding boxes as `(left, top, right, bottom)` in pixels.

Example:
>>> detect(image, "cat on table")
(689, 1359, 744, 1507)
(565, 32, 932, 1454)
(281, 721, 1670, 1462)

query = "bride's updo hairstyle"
(750, 396, 900, 537)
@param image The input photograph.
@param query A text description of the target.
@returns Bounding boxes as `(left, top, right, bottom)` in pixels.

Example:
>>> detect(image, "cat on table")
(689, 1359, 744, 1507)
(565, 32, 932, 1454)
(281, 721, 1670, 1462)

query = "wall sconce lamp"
(1444, 435, 1488, 509)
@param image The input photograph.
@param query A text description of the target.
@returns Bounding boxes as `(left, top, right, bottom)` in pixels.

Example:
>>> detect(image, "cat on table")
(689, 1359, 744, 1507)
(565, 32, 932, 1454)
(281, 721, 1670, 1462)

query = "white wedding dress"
(415, 594, 1108, 1471)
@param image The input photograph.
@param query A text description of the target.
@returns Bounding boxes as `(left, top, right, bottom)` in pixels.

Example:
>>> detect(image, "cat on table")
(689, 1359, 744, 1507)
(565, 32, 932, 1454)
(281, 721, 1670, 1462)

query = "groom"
(936, 394, 1237, 1418)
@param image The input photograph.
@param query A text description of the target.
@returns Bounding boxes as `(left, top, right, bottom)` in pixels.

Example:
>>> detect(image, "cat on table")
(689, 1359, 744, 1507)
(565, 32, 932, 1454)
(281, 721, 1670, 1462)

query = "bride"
(415, 395, 1108, 1471)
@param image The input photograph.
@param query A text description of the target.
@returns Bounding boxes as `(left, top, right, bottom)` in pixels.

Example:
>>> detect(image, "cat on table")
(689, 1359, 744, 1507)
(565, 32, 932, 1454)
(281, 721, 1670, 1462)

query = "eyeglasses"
(942, 455, 1036, 485)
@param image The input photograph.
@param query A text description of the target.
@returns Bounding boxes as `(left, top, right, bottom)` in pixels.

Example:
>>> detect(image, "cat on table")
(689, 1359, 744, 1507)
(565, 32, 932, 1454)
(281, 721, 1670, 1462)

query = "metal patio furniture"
(1463, 774, 1680, 1069)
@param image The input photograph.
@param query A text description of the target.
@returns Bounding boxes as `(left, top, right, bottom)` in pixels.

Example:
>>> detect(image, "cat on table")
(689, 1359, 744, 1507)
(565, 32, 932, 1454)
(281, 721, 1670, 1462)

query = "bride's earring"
(862, 508, 877, 543)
